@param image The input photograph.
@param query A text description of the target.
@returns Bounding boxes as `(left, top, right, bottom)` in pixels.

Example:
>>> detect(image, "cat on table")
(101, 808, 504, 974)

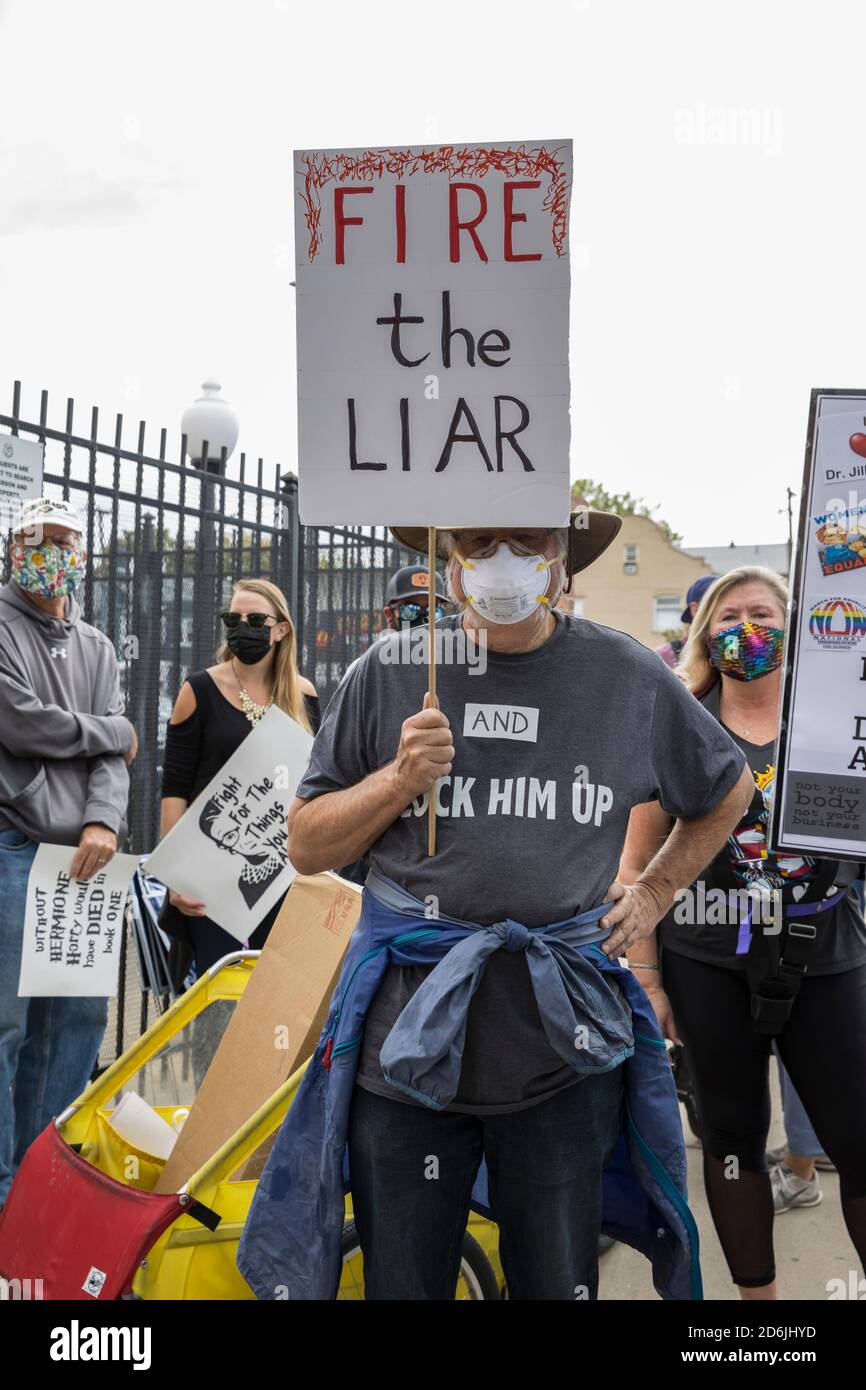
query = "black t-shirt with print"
(659, 681, 866, 974)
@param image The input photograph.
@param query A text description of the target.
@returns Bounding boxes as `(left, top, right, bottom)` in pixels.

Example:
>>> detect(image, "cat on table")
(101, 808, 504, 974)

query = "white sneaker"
(771, 1162, 822, 1213)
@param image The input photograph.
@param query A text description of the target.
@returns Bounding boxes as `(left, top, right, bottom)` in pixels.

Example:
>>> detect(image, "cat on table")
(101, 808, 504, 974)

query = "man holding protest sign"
(0, 497, 136, 1205)
(236, 139, 752, 1300)
(239, 515, 755, 1300)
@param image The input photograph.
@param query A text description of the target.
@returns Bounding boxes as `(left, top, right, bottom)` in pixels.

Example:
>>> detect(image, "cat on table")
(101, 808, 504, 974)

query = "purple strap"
(735, 887, 847, 956)
(735, 900, 753, 955)
(785, 888, 847, 917)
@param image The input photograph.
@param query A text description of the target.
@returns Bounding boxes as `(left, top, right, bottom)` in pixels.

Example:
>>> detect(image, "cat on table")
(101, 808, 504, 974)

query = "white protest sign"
(144, 706, 313, 940)
(0, 434, 44, 514)
(19, 846, 138, 998)
(772, 391, 866, 859)
(293, 140, 573, 527)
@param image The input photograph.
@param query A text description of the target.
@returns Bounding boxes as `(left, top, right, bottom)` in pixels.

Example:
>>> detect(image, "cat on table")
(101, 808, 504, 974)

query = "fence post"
(128, 512, 161, 853)
(280, 470, 303, 656)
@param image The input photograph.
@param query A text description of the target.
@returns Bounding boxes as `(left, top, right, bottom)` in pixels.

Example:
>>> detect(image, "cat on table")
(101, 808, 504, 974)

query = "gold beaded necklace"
(232, 660, 273, 727)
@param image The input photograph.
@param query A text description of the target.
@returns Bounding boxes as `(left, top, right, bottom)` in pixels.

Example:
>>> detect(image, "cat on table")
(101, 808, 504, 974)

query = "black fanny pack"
(743, 862, 857, 1035)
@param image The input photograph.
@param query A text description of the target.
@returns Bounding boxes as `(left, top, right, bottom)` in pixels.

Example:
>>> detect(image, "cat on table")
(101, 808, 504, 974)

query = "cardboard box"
(156, 871, 362, 1193)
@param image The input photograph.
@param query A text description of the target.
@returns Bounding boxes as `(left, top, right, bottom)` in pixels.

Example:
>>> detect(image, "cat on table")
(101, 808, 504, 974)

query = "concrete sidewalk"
(600, 1073, 859, 1301)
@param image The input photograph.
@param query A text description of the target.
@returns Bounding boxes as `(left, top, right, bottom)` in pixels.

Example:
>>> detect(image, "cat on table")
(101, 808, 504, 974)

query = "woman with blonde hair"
(158, 578, 319, 974)
(621, 565, 866, 1299)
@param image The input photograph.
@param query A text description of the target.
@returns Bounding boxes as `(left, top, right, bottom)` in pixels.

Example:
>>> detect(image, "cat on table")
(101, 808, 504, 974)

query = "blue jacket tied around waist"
(237, 871, 702, 1301)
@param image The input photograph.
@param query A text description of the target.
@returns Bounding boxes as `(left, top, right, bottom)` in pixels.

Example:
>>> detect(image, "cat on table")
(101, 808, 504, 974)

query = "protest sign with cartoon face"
(144, 706, 314, 939)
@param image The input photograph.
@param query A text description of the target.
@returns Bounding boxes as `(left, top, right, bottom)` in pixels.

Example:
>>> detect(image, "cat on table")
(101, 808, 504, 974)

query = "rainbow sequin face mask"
(11, 542, 86, 598)
(708, 621, 784, 681)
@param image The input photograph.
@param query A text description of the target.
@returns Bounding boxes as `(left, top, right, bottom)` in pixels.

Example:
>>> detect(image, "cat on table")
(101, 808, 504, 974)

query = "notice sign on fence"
(293, 140, 573, 527)
(772, 390, 866, 860)
(19, 846, 139, 997)
(0, 434, 44, 512)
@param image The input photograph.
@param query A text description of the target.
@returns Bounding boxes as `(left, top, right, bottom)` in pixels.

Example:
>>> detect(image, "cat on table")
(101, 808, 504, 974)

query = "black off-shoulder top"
(161, 668, 321, 804)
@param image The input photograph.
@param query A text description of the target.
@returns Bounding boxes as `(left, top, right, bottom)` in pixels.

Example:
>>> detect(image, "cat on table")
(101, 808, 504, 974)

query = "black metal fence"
(0, 381, 422, 1056)
(0, 381, 421, 851)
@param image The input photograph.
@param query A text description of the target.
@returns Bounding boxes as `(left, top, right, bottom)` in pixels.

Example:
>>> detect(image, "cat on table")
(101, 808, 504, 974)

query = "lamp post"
(182, 379, 239, 672)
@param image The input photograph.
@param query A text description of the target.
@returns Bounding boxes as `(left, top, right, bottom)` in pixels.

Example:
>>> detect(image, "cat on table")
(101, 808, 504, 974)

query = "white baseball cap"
(12, 495, 84, 538)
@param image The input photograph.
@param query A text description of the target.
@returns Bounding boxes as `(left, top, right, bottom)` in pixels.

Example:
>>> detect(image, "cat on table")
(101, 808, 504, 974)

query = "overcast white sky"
(1, 0, 863, 547)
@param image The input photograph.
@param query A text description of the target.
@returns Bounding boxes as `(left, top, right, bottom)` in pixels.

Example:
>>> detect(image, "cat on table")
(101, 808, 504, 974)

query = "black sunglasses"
(220, 611, 278, 631)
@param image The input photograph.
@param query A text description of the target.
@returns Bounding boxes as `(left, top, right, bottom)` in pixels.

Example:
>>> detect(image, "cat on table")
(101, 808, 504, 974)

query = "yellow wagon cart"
(1, 953, 503, 1301)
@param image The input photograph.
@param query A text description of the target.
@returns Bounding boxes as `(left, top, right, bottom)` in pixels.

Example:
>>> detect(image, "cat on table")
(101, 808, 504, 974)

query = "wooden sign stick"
(427, 526, 438, 856)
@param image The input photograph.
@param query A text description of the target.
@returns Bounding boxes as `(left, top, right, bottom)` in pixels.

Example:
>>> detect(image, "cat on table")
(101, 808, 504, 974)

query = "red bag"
(0, 1123, 189, 1300)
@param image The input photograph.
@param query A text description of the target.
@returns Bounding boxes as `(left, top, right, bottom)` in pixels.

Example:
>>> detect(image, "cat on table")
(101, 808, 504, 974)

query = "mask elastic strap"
(536, 556, 555, 605)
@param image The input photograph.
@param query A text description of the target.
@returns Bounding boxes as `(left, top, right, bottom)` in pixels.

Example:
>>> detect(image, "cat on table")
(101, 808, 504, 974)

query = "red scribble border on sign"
(297, 144, 570, 262)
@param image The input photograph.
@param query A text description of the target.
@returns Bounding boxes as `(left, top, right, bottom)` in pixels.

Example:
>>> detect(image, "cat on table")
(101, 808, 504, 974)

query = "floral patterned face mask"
(11, 542, 87, 598)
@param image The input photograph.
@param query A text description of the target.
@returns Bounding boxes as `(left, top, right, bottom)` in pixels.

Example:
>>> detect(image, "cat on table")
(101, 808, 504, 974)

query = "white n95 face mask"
(458, 544, 554, 625)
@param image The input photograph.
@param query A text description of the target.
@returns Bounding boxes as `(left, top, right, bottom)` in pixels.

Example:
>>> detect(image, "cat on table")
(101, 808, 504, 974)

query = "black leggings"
(663, 950, 866, 1288)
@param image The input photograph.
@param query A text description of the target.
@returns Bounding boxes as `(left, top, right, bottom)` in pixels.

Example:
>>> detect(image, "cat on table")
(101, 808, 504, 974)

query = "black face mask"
(226, 624, 273, 665)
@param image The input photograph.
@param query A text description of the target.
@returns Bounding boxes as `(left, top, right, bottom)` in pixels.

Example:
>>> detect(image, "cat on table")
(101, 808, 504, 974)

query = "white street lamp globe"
(181, 378, 239, 468)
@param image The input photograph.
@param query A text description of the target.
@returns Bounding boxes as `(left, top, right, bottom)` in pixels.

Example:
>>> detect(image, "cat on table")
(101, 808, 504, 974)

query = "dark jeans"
(347, 1066, 624, 1300)
(0, 829, 108, 1205)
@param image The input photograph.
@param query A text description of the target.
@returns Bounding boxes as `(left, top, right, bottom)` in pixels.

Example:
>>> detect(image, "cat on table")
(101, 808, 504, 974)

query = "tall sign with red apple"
(772, 389, 866, 859)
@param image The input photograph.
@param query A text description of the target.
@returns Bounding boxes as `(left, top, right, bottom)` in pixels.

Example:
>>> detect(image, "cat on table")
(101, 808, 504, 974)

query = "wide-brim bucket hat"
(390, 510, 622, 586)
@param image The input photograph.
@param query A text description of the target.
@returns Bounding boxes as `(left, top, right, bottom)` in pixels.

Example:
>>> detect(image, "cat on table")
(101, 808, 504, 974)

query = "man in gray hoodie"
(0, 496, 137, 1205)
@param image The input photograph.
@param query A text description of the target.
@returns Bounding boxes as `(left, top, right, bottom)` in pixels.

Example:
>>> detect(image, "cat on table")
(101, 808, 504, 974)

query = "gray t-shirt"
(296, 611, 746, 1113)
